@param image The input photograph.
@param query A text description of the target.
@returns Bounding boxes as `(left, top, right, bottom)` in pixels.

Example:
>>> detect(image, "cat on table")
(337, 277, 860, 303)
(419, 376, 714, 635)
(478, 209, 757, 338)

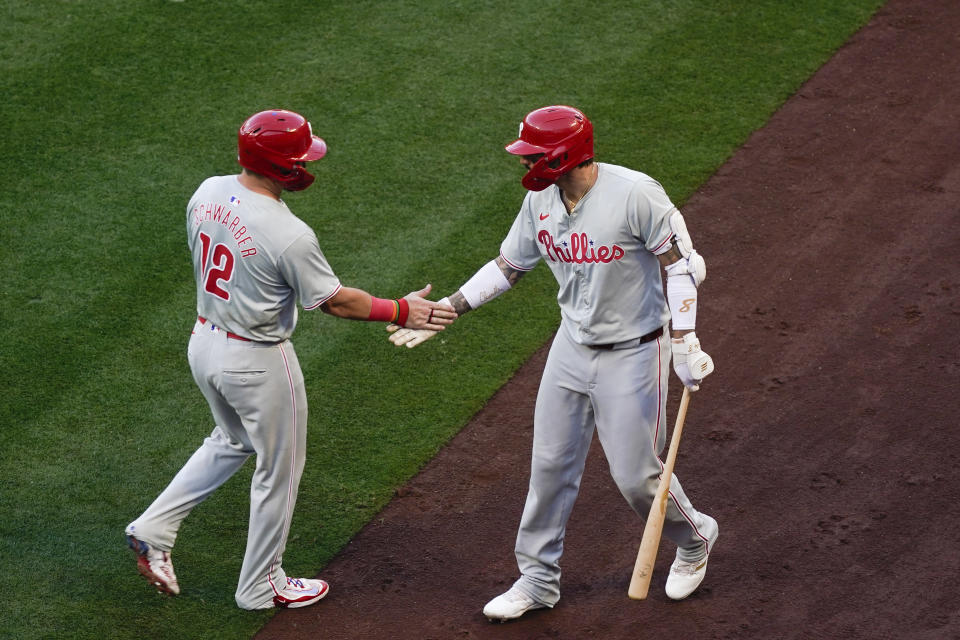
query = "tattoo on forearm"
(495, 256, 525, 286)
(450, 256, 525, 315)
(659, 245, 683, 265)
(448, 291, 472, 315)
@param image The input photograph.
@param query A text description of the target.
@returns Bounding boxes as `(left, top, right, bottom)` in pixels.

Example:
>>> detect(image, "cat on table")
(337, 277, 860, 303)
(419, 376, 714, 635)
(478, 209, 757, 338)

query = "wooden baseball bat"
(628, 387, 692, 600)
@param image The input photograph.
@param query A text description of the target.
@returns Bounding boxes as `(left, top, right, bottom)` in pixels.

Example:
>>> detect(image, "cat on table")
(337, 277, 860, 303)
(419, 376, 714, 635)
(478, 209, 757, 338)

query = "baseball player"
(388, 105, 717, 621)
(124, 109, 456, 610)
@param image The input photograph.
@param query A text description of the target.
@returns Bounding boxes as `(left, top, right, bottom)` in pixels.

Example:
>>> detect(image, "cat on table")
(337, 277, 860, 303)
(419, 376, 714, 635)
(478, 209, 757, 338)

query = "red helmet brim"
(505, 139, 547, 156)
(297, 136, 327, 161)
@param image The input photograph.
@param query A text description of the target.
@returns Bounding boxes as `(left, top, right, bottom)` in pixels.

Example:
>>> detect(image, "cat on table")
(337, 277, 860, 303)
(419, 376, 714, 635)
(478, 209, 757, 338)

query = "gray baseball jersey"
(499, 163, 675, 346)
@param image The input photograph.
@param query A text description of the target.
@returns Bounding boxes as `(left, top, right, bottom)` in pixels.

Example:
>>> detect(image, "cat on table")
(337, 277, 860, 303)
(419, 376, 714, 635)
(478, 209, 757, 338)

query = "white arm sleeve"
(665, 260, 698, 330)
(460, 259, 512, 310)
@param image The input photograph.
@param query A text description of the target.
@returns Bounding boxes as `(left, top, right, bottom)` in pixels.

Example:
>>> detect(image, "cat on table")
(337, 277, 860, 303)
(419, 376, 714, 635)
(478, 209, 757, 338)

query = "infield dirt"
(259, 0, 960, 637)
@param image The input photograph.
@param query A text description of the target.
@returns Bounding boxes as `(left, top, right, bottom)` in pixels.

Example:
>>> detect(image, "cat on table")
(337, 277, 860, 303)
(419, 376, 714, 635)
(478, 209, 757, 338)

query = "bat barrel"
(627, 388, 692, 600)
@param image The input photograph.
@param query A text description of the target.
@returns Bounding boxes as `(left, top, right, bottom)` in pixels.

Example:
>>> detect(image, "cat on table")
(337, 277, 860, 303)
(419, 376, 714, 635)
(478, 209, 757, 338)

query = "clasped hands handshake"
(387, 286, 716, 394)
(386, 284, 457, 348)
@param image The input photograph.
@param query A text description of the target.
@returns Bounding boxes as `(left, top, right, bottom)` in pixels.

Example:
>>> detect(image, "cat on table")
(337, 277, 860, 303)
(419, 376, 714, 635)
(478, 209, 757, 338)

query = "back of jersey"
(186, 175, 340, 342)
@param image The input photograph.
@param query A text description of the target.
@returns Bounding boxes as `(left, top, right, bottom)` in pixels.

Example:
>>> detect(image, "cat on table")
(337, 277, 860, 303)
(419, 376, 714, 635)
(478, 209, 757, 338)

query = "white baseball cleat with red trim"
(272, 577, 330, 608)
(126, 534, 180, 596)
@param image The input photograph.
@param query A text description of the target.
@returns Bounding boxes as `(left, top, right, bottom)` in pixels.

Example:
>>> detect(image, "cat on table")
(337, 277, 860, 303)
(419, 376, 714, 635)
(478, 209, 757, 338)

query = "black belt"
(589, 326, 664, 350)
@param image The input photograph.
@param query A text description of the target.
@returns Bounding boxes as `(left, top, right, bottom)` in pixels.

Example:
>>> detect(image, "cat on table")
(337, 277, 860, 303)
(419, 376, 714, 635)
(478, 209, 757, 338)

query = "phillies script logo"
(538, 230, 625, 264)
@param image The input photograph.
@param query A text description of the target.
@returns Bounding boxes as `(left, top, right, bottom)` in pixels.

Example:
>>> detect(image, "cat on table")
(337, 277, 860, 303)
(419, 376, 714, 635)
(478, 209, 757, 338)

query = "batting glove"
(671, 332, 715, 391)
(387, 324, 437, 349)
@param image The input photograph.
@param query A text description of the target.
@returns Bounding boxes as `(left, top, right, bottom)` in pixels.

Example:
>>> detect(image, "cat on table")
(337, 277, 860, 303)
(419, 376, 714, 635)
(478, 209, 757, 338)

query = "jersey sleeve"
(277, 231, 342, 311)
(627, 176, 678, 255)
(498, 194, 542, 271)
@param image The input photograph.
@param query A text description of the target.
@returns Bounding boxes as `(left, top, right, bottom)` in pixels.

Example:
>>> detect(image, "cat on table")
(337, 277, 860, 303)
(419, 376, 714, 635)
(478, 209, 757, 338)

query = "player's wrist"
(671, 331, 701, 352)
(396, 297, 409, 326)
(368, 296, 410, 325)
(446, 291, 473, 316)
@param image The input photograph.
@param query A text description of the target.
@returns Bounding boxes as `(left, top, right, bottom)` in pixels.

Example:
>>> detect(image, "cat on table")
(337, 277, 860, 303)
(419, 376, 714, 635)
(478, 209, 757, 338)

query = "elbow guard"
(664, 210, 706, 286)
(665, 249, 706, 287)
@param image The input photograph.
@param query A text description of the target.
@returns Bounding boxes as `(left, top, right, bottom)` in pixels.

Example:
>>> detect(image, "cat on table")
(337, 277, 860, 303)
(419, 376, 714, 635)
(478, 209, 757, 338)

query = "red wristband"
(396, 298, 409, 327)
(368, 296, 397, 322)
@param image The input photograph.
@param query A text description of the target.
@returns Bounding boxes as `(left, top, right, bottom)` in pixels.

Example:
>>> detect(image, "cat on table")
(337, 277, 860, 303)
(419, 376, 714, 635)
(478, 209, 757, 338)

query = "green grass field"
(1, 1, 882, 638)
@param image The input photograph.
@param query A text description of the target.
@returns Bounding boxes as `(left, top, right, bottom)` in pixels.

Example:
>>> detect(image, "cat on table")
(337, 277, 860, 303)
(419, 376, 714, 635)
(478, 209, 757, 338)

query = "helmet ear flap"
(520, 155, 556, 191)
(259, 160, 315, 191)
(280, 165, 315, 191)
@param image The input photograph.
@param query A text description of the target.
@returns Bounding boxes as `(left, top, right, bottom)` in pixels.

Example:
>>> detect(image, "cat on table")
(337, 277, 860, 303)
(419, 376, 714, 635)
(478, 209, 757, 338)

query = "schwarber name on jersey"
(499, 163, 675, 345)
(186, 175, 341, 343)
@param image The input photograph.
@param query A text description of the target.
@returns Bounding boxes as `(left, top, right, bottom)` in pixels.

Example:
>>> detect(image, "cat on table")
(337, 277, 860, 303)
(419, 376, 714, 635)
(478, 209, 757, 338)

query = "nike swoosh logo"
(539, 213, 550, 220)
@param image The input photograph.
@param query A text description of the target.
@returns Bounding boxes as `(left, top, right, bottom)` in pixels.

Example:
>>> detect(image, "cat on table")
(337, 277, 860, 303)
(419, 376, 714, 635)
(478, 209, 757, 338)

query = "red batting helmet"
(237, 109, 327, 191)
(505, 105, 594, 191)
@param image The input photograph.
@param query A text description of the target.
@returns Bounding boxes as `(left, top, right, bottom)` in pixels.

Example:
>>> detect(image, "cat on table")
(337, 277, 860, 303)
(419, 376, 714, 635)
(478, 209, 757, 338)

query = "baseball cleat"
(126, 534, 180, 596)
(482, 586, 547, 622)
(665, 515, 719, 600)
(272, 577, 330, 609)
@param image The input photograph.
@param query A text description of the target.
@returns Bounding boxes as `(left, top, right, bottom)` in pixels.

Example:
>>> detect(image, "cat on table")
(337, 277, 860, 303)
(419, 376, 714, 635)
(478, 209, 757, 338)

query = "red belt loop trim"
(197, 316, 251, 342)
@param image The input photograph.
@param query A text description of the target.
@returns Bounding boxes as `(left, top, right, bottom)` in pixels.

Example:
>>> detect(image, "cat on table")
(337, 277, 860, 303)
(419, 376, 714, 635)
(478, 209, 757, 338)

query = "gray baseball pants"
(511, 325, 715, 606)
(125, 320, 306, 609)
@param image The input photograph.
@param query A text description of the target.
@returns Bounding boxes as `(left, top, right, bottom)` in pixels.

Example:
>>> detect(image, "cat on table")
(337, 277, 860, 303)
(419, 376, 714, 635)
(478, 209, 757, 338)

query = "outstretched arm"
(446, 256, 526, 316)
(322, 283, 456, 331)
(388, 256, 526, 348)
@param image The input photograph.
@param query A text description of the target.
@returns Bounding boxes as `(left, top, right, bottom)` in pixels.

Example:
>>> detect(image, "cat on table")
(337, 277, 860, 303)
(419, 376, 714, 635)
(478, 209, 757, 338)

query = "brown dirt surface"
(258, 0, 960, 637)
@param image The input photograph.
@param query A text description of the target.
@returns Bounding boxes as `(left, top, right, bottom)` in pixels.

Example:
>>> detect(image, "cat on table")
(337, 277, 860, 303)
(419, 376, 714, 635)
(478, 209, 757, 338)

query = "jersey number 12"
(199, 231, 235, 301)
